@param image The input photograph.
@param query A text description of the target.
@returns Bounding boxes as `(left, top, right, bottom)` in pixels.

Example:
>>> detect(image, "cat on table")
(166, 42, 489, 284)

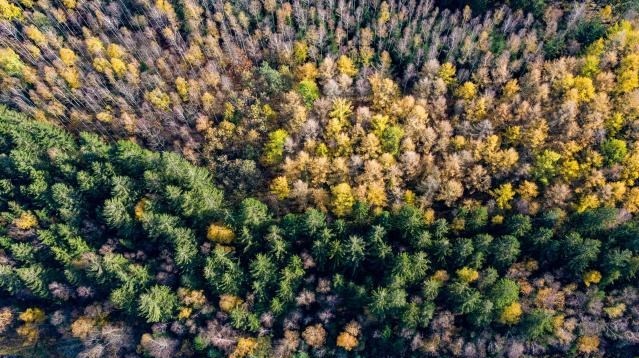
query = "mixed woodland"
(1, 0, 639, 356)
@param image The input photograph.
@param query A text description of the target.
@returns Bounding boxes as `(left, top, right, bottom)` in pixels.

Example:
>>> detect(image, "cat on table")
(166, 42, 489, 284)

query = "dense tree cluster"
(0, 0, 635, 204)
(1, 0, 639, 357)
(1, 105, 639, 356)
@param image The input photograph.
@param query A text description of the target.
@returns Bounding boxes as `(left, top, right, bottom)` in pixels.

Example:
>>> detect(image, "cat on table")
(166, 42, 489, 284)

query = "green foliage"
(380, 126, 404, 155)
(572, 18, 606, 48)
(533, 150, 562, 185)
(490, 235, 520, 270)
(489, 278, 519, 310)
(0, 1, 638, 354)
(600, 138, 628, 165)
(204, 248, 244, 295)
(297, 79, 320, 107)
(521, 309, 554, 340)
(138, 285, 178, 322)
(543, 37, 566, 60)
(510, 0, 547, 17)
(259, 62, 286, 94)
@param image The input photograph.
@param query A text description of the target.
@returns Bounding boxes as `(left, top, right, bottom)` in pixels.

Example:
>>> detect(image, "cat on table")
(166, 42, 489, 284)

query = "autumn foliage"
(1, 0, 639, 357)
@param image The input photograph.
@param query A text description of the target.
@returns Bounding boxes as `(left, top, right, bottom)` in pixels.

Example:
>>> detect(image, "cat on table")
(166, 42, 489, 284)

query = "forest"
(1, 0, 639, 357)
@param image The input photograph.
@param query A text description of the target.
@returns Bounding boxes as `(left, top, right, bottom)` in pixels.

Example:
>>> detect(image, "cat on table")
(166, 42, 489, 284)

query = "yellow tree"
(331, 182, 354, 217)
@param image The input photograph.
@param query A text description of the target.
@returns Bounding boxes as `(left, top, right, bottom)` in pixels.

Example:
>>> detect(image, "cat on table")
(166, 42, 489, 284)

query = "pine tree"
(138, 285, 178, 323)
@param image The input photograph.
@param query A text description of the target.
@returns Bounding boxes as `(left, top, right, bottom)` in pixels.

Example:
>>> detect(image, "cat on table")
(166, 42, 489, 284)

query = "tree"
(297, 80, 320, 107)
(533, 150, 562, 185)
(204, 247, 244, 295)
(259, 62, 285, 94)
(238, 198, 270, 229)
(489, 278, 519, 310)
(600, 138, 627, 165)
(490, 235, 520, 270)
(369, 287, 407, 318)
(262, 129, 288, 166)
(331, 183, 354, 217)
(140, 333, 179, 358)
(380, 126, 404, 155)
(208, 224, 236, 245)
(438, 62, 456, 84)
(492, 183, 515, 210)
(138, 285, 178, 323)
(521, 309, 554, 340)
(0, 48, 24, 77)
(457, 267, 479, 283)
(336, 330, 358, 351)
(562, 232, 601, 276)
(302, 324, 326, 348)
(336, 55, 358, 77)
(0, 0, 22, 20)
(270, 176, 290, 199)
(499, 302, 522, 325)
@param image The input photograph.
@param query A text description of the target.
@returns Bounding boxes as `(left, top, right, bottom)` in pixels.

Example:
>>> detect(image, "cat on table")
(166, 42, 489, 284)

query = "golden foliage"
(146, 88, 171, 110)
(96, 111, 112, 123)
(583, 270, 602, 287)
(492, 183, 515, 210)
(62, 0, 75, 9)
(604, 303, 626, 319)
(230, 337, 258, 358)
(0, 47, 24, 77)
(219, 294, 243, 312)
(177, 307, 192, 320)
(438, 62, 456, 84)
(336, 331, 358, 351)
(178, 288, 207, 308)
(576, 194, 600, 213)
(517, 181, 539, 200)
(331, 182, 354, 217)
(0, 0, 22, 20)
(270, 176, 290, 200)
(337, 55, 357, 77)
(93, 57, 111, 73)
(110, 58, 127, 77)
(19, 308, 45, 324)
(499, 302, 522, 325)
(59, 48, 77, 66)
(14, 212, 38, 230)
(16, 324, 39, 343)
(106, 43, 125, 59)
(61, 67, 81, 89)
(175, 77, 189, 101)
(456, 267, 479, 283)
(457, 81, 477, 100)
(577, 335, 600, 354)
(366, 181, 387, 208)
(70, 316, 95, 338)
(25, 25, 46, 45)
(134, 198, 148, 220)
(207, 224, 235, 244)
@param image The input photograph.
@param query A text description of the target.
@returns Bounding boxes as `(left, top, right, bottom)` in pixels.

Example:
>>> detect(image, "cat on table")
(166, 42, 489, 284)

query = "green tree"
(533, 150, 561, 185)
(600, 138, 628, 165)
(490, 235, 520, 270)
(138, 285, 178, 322)
(521, 309, 554, 340)
(380, 126, 404, 155)
(297, 80, 319, 107)
(488, 278, 519, 311)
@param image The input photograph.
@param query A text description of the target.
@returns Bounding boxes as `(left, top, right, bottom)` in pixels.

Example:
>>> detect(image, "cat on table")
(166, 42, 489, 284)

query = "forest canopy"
(1, 0, 639, 357)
